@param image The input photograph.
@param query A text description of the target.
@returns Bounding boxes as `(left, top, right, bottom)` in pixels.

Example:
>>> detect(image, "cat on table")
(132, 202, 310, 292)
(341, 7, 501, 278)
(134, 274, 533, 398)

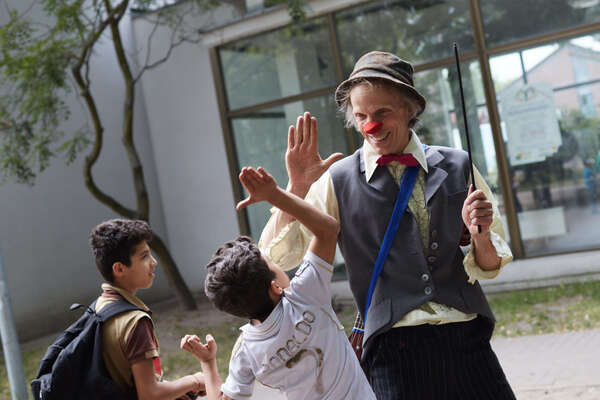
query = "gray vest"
(330, 145, 494, 353)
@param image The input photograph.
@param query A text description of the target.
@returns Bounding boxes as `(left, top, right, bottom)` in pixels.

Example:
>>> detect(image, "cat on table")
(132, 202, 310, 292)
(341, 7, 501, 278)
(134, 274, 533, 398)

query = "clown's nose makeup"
(363, 121, 383, 135)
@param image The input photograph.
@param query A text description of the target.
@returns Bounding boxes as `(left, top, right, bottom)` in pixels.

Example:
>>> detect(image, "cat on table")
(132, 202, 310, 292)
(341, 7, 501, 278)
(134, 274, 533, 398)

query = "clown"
(260, 51, 515, 400)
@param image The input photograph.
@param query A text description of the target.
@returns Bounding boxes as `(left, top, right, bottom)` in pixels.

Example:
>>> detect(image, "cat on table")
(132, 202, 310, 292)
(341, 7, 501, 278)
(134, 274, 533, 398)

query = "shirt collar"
(101, 282, 151, 312)
(363, 130, 428, 182)
(240, 298, 283, 339)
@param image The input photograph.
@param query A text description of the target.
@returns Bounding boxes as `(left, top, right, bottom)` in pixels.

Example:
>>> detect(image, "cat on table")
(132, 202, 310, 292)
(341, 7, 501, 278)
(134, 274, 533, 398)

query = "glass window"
(491, 34, 600, 256)
(413, 62, 509, 244)
(480, 0, 600, 48)
(231, 95, 348, 238)
(218, 17, 337, 110)
(334, 0, 475, 73)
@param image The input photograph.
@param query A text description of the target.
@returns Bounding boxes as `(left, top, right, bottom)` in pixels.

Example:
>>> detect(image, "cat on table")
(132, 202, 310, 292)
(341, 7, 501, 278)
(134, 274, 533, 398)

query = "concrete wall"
(130, 12, 241, 294)
(0, 2, 171, 341)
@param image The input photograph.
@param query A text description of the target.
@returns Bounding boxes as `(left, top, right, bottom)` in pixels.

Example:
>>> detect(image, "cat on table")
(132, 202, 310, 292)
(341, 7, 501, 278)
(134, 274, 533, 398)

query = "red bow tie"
(376, 153, 419, 167)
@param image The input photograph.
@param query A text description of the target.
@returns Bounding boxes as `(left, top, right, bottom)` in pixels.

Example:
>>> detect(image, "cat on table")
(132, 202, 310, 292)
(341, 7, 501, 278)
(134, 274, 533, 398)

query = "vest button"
(431, 242, 439, 250)
(424, 286, 433, 295)
(427, 256, 437, 263)
(421, 273, 430, 282)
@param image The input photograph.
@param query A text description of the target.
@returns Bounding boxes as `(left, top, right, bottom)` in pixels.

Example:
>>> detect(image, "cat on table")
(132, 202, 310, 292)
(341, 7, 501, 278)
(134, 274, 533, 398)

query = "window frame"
(210, 0, 600, 259)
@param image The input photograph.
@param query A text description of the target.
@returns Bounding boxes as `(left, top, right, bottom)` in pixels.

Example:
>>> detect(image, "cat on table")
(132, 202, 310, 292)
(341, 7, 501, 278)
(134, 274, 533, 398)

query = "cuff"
(259, 220, 309, 271)
(463, 230, 513, 284)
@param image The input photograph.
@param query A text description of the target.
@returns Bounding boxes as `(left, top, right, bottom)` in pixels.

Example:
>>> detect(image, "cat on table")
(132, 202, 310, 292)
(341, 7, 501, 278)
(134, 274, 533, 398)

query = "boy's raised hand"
(180, 334, 218, 363)
(236, 167, 278, 210)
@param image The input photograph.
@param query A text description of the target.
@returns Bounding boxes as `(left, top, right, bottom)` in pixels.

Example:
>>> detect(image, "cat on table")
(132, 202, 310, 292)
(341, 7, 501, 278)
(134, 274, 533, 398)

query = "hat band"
(351, 65, 413, 86)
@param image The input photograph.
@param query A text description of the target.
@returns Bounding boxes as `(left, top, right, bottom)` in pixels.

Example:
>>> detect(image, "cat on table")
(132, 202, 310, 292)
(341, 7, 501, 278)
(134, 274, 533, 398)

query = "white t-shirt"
(221, 252, 376, 400)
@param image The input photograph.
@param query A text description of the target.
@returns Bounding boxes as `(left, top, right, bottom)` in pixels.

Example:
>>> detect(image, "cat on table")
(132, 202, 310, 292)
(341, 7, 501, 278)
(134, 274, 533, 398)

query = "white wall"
(131, 15, 240, 294)
(0, 2, 171, 341)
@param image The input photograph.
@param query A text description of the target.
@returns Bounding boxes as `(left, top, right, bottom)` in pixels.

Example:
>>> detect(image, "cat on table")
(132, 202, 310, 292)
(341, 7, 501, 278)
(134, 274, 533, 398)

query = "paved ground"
(241, 328, 600, 399)
(493, 329, 600, 400)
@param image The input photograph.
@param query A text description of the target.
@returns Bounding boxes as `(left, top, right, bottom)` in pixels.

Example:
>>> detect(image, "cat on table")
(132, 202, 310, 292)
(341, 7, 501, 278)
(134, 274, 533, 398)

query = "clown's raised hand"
(286, 111, 344, 194)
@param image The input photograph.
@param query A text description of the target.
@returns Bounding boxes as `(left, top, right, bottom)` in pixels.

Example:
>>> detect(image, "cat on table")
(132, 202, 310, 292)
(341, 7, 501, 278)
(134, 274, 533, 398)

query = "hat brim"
(335, 69, 426, 116)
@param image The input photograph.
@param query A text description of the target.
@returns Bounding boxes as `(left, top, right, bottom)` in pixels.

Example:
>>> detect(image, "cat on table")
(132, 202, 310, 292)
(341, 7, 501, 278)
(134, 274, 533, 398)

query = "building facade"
(195, 0, 600, 260)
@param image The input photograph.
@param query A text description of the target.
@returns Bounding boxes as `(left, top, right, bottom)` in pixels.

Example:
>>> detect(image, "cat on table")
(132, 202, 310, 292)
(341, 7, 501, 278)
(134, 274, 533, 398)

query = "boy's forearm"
(200, 359, 223, 400)
(262, 182, 311, 244)
(133, 359, 203, 400)
(269, 186, 338, 240)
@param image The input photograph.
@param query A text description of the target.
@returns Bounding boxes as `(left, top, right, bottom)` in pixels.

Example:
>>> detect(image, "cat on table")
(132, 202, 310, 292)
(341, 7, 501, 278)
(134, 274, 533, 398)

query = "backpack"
(31, 299, 147, 400)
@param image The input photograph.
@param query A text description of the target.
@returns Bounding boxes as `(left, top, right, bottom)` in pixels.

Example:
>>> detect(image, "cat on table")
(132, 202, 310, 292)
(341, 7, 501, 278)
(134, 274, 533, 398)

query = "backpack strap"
(70, 299, 146, 322)
(98, 299, 147, 322)
(91, 299, 147, 322)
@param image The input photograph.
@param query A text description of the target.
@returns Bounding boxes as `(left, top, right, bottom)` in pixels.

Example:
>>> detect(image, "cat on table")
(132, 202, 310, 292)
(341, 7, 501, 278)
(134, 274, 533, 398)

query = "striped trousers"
(363, 317, 516, 400)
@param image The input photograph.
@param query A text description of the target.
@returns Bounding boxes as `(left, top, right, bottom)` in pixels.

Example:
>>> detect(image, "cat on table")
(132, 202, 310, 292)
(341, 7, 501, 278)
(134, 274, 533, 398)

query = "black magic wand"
(453, 43, 481, 233)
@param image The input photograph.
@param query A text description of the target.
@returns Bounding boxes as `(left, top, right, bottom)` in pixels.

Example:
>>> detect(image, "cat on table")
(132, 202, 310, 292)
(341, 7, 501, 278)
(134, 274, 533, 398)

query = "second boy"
(180, 160, 375, 399)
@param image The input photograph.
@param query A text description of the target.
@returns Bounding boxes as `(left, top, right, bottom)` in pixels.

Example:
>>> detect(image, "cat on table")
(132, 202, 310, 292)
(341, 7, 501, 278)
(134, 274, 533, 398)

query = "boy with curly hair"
(90, 218, 205, 399)
(180, 165, 375, 400)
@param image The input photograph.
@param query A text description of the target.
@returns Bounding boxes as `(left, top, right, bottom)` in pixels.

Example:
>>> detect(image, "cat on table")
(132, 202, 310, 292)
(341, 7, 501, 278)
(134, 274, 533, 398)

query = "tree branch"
(134, 34, 201, 82)
(2, 0, 10, 16)
(104, 0, 150, 219)
(72, 63, 138, 219)
(68, 1, 138, 219)
(136, 13, 163, 77)
(74, 4, 126, 75)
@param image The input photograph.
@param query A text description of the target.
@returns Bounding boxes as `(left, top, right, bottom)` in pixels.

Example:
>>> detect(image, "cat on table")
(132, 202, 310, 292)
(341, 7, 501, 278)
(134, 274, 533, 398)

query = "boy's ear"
(112, 262, 127, 278)
(268, 280, 283, 301)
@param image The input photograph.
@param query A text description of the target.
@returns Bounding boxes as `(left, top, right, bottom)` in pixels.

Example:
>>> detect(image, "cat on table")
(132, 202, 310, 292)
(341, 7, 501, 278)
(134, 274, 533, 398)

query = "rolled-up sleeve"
(463, 168, 513, 283)
(258, 172, 340, 271)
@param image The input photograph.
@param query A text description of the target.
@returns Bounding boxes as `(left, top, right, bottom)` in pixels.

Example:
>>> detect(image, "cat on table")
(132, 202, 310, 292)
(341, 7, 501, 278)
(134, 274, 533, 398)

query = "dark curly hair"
(89, 219, 153, 283)
(205, 236, 275, 321)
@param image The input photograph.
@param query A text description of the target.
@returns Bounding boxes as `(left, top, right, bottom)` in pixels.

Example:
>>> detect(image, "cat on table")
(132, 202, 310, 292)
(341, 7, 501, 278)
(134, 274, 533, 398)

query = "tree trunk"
(150, 233, 197, 310)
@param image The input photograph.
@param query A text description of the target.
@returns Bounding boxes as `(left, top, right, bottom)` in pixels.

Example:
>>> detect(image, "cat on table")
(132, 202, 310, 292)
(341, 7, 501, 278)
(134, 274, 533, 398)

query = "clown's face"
(350, 83, 412, 155)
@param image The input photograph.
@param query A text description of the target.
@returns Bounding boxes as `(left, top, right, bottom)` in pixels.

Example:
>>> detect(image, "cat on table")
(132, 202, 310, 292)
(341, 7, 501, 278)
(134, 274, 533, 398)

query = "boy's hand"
(180, 334, 218, 363)
(236, 167, 278, 210)
(286, 112, 344, 193)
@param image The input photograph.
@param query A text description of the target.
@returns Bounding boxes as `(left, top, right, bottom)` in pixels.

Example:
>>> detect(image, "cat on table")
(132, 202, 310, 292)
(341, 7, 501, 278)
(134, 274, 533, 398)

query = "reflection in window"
(231, 96, 347, 238)
(218, 17, 336, 110)
(412, 62, 507, 236)
(491, 35, 600, 256)
(415, 61, 494, 179)
(480, 0, 600, 48)
(335, 0, 474, 73)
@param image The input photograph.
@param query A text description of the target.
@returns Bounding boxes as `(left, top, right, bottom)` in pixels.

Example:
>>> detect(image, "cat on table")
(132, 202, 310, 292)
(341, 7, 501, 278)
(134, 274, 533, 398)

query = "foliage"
(264, 0, 306, 21)
(334, 0, 473, 72)
(0, 0, 306, 185)
(559, 108, 600, 163)
(0, 5, 83, 184)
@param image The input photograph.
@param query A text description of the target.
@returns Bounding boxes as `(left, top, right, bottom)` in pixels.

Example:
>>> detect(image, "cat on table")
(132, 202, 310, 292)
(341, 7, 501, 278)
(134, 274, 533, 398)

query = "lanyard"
(363, 163, 420, 325)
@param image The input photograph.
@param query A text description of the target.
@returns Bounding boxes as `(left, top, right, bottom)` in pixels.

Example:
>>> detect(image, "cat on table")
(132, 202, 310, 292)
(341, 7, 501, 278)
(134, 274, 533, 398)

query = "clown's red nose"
(363, 121, 383, 134)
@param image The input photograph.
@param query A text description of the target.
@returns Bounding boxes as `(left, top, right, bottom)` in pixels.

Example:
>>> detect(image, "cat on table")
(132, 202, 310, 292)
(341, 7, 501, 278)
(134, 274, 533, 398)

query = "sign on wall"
(500, 82, 562, 166)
